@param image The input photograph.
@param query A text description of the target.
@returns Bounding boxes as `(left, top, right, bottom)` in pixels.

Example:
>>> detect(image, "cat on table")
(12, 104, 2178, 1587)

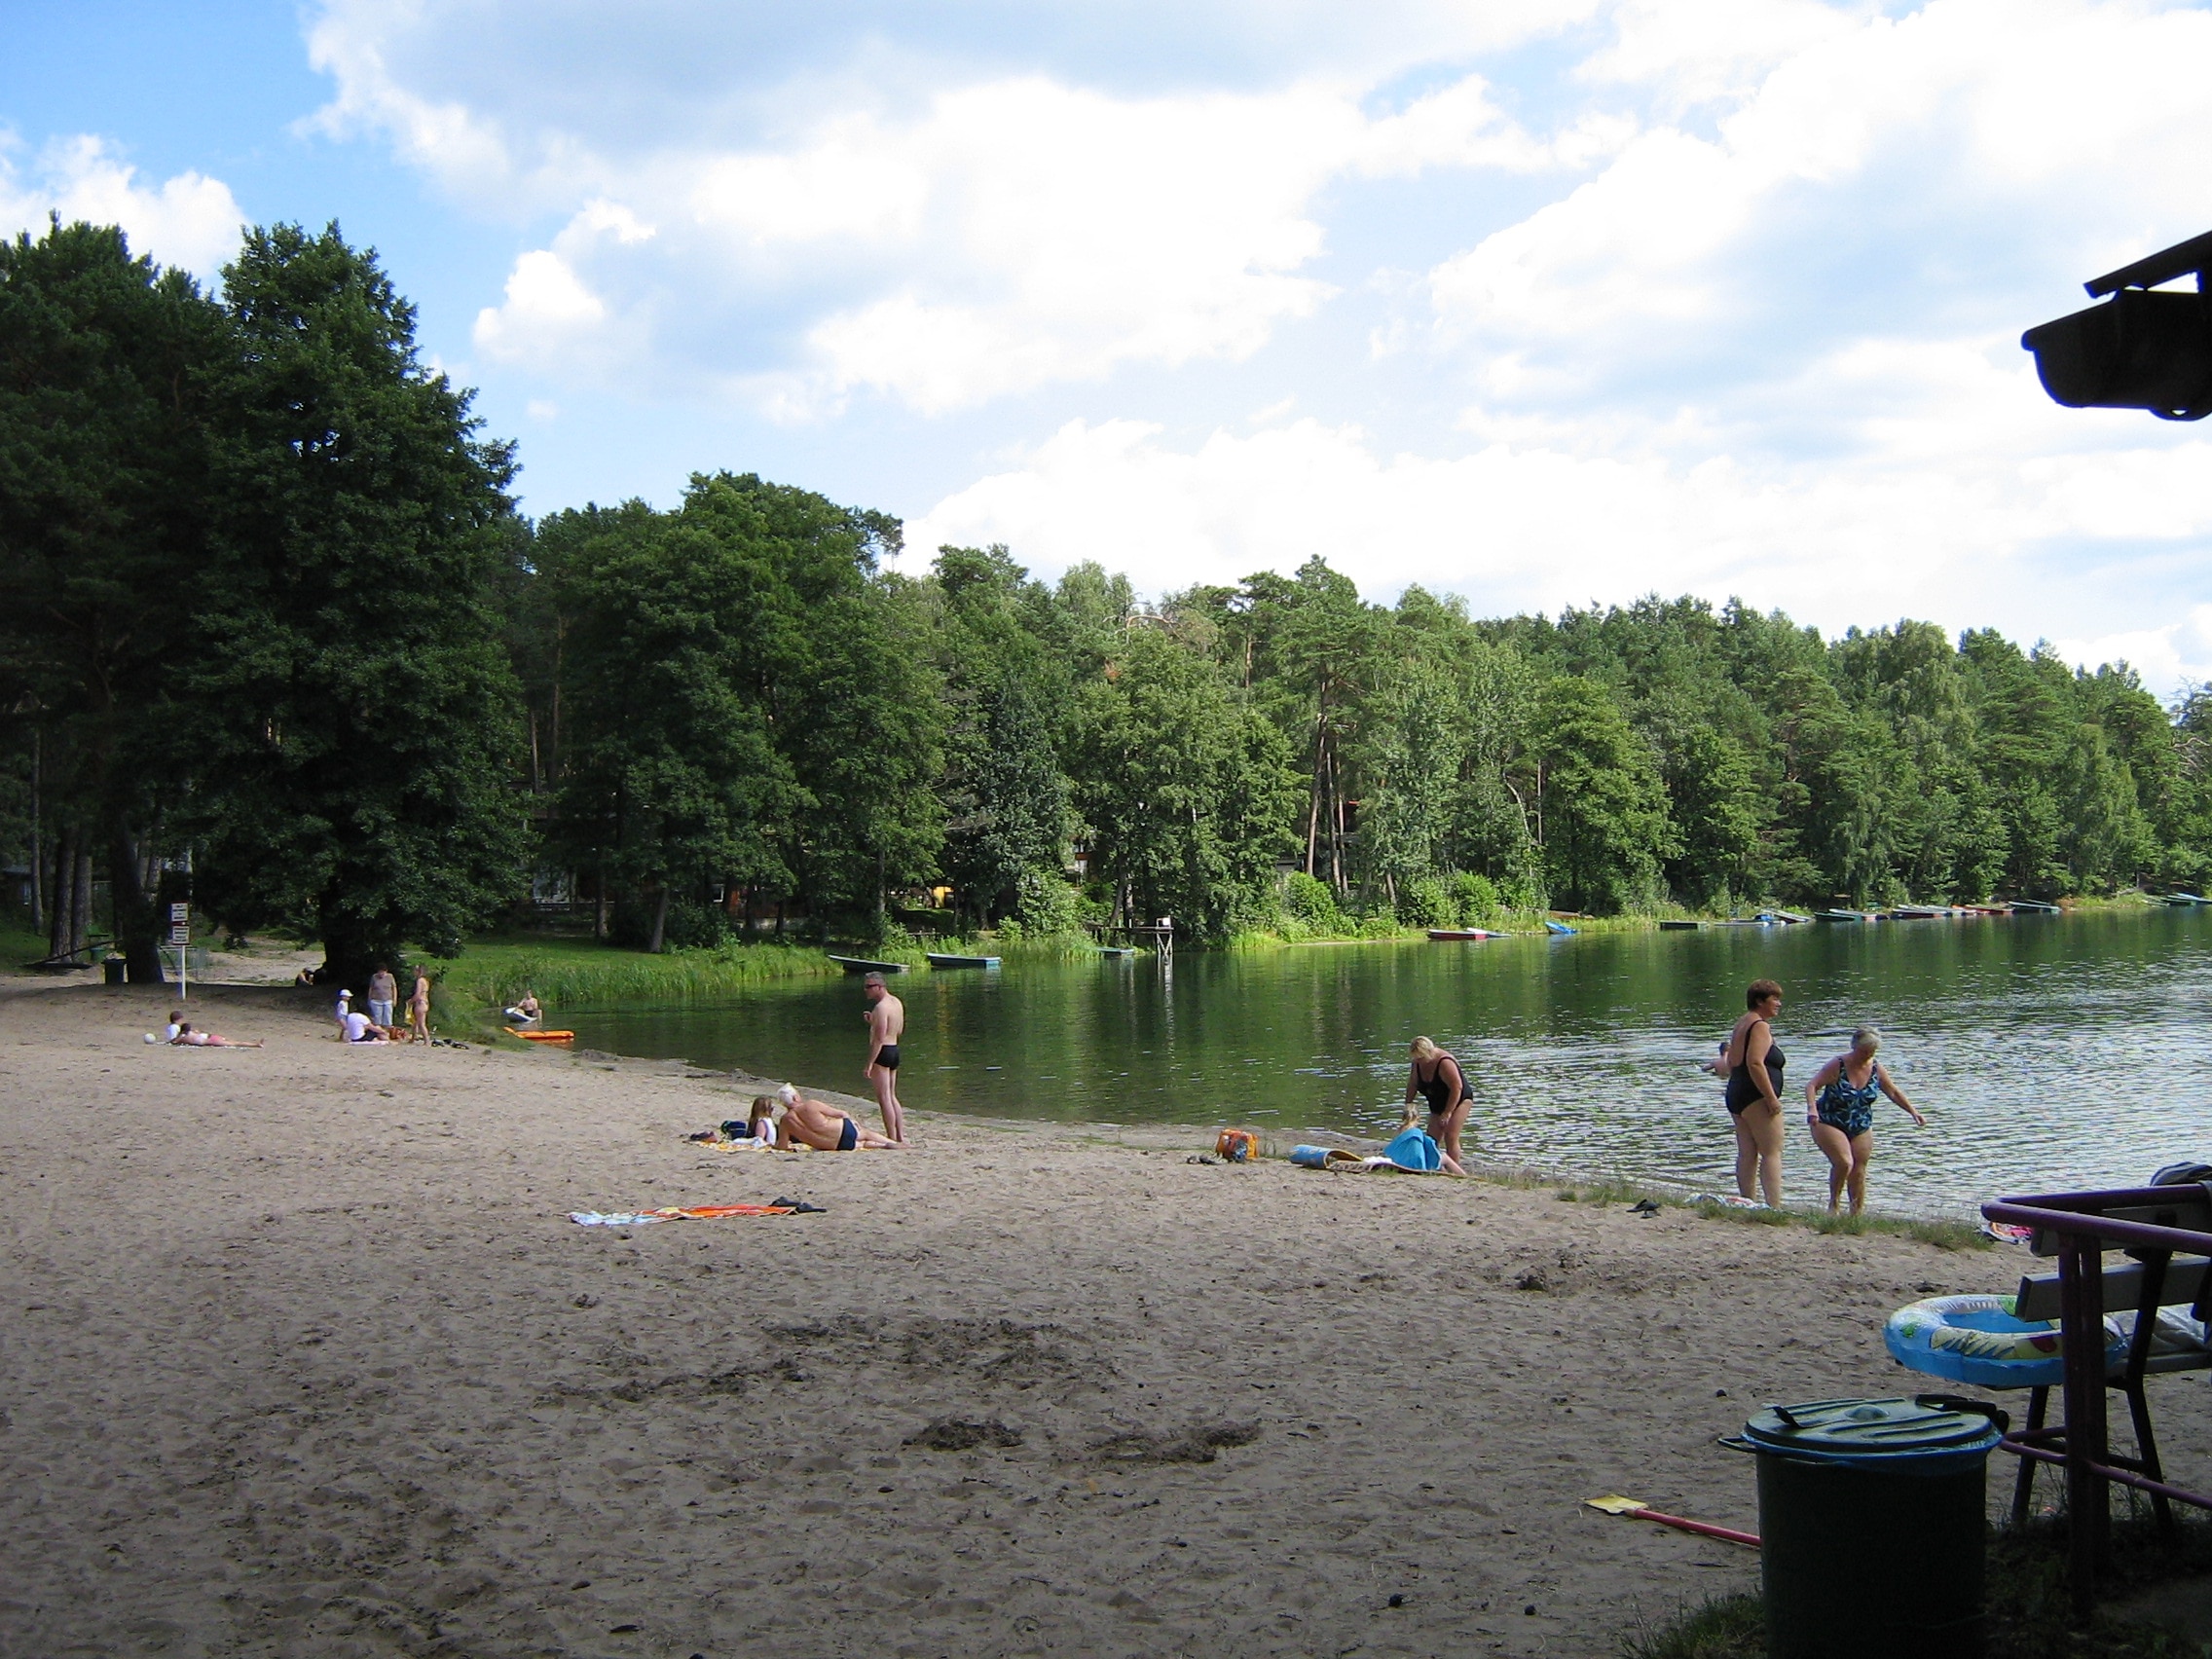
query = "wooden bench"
(2007, 1253, 2212, 1527)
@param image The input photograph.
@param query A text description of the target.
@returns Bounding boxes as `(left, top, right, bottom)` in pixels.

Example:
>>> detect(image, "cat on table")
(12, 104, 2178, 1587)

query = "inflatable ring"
(1884, 1293, 2125, 1389)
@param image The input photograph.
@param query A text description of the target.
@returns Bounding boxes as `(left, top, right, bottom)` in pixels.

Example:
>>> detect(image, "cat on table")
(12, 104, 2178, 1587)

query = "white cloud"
(0, 134, 245, 281)
(301, 4, 518, 203)
(1580, 0, 1865, 109)
(2053, 608, 2212, 696)
(460, 70, 1581, 411)
(909, 409, 2212, 690)
(1430, 0, 2212, 363)
(473, 248, 606, 361)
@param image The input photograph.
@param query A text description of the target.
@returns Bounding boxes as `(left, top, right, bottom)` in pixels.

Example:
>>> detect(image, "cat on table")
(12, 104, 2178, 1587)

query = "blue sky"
(9, 0, 2212, 690)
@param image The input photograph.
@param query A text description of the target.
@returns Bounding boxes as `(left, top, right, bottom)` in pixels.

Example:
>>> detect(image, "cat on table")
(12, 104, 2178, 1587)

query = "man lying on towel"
(760, 1085, 903, 1151)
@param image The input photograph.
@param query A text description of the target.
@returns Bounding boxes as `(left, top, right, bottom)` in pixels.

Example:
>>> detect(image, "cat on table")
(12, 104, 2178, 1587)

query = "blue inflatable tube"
(1884, 1294, 2125, 1389)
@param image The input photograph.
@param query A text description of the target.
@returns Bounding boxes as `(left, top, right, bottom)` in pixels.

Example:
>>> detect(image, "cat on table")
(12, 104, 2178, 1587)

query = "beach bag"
(1382, 1126, 1443, 1171)
(1291, 1145, 1365, 1169)
(1215, 1128, 1260, 1162)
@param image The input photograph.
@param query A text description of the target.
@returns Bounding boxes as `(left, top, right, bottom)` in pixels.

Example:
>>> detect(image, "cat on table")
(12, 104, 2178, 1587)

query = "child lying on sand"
(168, 1022, 263, 1049)
(761, 1085, 903, 1151)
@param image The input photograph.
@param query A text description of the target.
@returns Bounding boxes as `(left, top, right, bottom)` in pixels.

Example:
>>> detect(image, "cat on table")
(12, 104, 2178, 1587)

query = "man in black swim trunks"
(762, 1087, 900, 1151)
(862, 972, 907, 1144)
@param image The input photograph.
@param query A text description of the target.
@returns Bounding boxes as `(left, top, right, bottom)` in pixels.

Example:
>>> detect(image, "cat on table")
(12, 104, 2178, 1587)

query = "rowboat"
(1098, 946, 1136, 958)
(1658, 919, 1701, 931)
(1889, 905, 1952, 919)
(1427, 928, 1504, 940)
(826, 954, 905, 974)
(2163, 893, 2209, 906)
(1543, 920, 1577, 936)
(926, 952, 1001, 969)
(1766, 910, 1812, 924)
(1815, 909, 1871, 922)
(2007, 900, 2061, 914)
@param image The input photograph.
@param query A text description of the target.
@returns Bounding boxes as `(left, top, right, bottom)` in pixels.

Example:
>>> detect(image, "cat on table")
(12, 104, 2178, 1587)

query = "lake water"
(564, 909, 2212, 1217)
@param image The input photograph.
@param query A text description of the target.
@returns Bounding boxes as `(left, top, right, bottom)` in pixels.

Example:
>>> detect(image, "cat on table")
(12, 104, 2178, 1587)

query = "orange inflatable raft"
(507, 1026, 575, 1042)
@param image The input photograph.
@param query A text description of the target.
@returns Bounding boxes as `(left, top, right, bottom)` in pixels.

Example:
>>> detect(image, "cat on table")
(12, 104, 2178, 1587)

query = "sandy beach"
(1, 977, 2167, 1659)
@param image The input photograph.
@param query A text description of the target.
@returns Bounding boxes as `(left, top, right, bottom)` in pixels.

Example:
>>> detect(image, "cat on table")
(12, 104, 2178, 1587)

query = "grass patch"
(1623, 1593, 1764, 1659)
(1627, 1516, 2212, 1658)
(0, 915, 52, 972)
(1477, 1164, 1986, 1246)
(419, 927, 1108, 1027)
(422, 933, 843, 1014)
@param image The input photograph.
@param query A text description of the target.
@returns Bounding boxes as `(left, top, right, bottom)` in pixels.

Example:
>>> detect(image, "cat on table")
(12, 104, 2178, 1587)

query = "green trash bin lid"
(1742, 1395, 2003, 1463)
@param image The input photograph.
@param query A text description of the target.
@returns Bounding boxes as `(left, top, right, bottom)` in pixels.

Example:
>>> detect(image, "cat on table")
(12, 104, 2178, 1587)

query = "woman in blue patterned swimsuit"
(1803, 1027, 1926, 1216)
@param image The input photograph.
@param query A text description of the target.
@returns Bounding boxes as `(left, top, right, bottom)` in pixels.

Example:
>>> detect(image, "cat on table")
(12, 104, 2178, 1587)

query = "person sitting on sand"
(1803, 1027, 1925, 1216)
(165, 1010, 185, 1042)
(169, 1022, 263, 1049)
(1386, 1105, 1467, 1176)
(503, 991, 542, 1025)
(342, 1008, 389, 1044)
(761, 1085, 901, 1151)
(747, 1096, 780, 1147)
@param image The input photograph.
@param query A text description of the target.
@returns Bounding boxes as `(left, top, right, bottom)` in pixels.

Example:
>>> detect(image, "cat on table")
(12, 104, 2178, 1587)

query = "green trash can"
(1728, 1395, 2006, 1659)
(103, 956, 127, 985)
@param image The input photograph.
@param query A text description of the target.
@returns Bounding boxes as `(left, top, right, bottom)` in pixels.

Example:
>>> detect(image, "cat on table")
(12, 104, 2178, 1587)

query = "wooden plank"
(2016, 1256, 2212, 1322)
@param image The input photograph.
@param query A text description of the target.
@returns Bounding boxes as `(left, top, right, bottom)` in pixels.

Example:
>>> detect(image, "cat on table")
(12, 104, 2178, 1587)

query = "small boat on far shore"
(926, 952, 1001, 969)
(1544, 919, 1577, 936)
(2163, 893, 2209, 906)
(1816, 908, 1874, 922)
(827, 954, 905, 974)
(1658, 919, 1701, 931)
(2007, 900, 2061, 914)
(1427, 928, 1505, 940)
(1098, 945, 1136, 958)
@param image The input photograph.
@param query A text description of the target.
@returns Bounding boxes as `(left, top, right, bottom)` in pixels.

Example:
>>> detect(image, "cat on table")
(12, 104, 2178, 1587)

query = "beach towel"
(1382, 1127, 1443, 1172)
(569, 1203, 796, 1226)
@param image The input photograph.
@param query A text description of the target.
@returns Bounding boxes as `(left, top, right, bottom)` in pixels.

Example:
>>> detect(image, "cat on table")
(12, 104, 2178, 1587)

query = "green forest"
(7, 218, 2212, 983)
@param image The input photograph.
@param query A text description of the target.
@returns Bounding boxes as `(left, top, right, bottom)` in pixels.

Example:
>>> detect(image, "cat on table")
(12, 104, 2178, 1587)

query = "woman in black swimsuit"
(1404, 1036, 1470, 1169)
(1723, 979, 1787, 1206)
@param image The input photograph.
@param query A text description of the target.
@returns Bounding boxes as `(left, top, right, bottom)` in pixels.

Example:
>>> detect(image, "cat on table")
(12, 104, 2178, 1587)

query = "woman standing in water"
(1804, 1027, 1924, 1215)
(1723, 979, 1787, 1206)
(1405, 1036, 1470, 1170)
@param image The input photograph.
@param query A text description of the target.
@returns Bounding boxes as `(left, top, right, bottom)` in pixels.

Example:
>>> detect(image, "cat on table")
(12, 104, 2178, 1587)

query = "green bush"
(1014, 868, 1086, 937)
(1449, 871, 1500, 923)
(1398, 876, 1454, 928)
(1284, 871, 1341, 931)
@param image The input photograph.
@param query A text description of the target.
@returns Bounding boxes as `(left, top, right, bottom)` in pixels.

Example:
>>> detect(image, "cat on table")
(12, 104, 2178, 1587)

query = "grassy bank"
(1229, 889, 2172, 950)
(1, 918, 50, 973)
(423, 934, 844, 1017)
(421, 927, 1113, 1027)
(1523, 1173, 1990, 1250)
(1628, 1515, 2212, 1658)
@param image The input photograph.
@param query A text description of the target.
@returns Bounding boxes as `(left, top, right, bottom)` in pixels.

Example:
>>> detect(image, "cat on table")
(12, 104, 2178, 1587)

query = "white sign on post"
(170, 903, 190, 1000)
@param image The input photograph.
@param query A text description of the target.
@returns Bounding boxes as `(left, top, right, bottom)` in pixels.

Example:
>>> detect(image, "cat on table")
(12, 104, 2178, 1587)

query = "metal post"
(2058, 1235, 2108, 1611)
